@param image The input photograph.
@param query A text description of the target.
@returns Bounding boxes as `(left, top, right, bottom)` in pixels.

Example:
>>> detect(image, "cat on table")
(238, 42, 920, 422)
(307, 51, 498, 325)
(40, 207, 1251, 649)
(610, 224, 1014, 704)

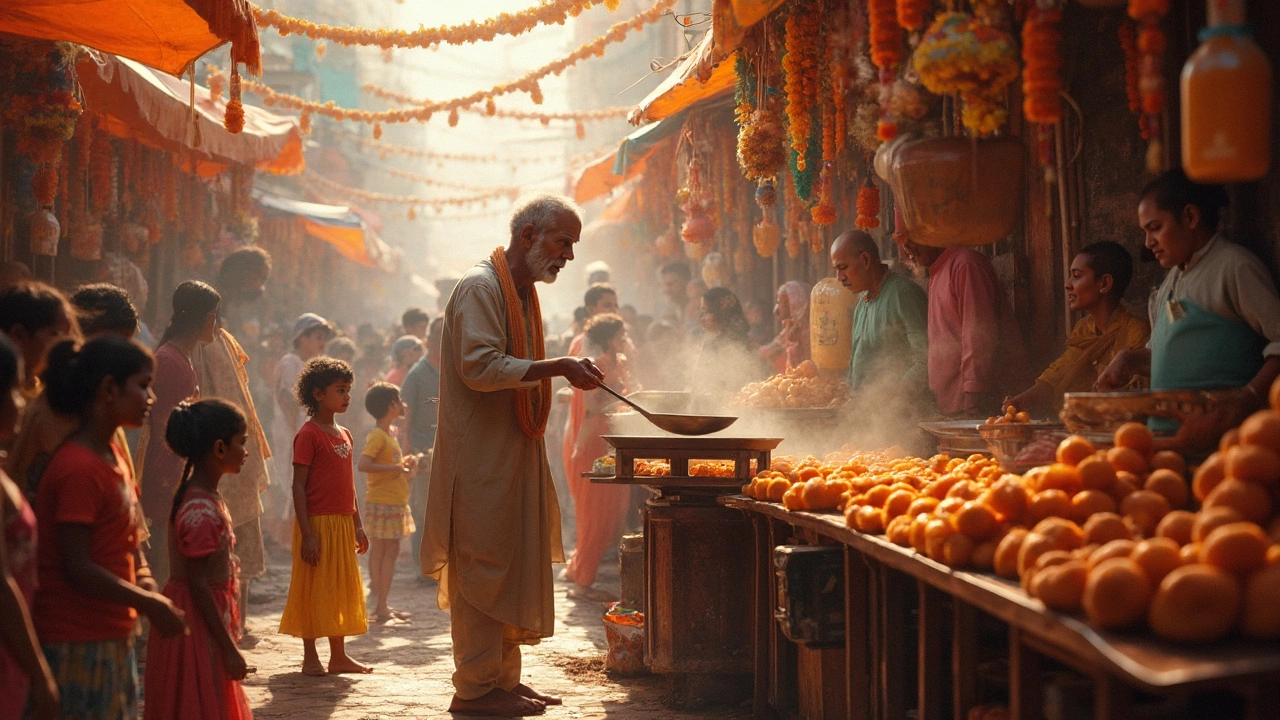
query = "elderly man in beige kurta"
(422, 194, 602, 718)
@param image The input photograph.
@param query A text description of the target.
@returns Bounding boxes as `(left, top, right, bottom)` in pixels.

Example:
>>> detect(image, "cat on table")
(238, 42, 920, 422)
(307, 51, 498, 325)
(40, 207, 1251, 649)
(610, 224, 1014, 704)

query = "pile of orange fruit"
(739, 378, 1280, 644)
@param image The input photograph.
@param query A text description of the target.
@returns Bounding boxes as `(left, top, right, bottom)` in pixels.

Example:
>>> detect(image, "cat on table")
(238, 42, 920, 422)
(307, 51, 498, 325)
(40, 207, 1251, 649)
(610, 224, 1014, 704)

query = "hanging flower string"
(867, 0, 903, 142)
(228, 0, 677, 128)
(782, 1, 822, 170)
(362, 83, 630, 123)
(254, 0, 620, 50)
(896, 0, 928, 34)
(1021, 5, 1063, 177)
(385, 167, 522, 194)
(1128, 0, 1169, 173)
(306, 171, 520, 208)
(1117, 20, 1152, 140)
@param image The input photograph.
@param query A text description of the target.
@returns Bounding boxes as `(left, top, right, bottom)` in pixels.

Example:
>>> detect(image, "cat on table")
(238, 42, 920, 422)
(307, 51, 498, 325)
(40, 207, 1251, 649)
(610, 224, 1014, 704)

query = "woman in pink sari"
(564, 314, 636, 601)
(759, 281, 812, 373)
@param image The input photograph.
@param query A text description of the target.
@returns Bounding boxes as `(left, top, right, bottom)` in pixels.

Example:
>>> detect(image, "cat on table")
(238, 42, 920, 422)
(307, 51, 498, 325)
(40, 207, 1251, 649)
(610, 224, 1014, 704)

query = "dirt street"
(235, 540, 750, 720)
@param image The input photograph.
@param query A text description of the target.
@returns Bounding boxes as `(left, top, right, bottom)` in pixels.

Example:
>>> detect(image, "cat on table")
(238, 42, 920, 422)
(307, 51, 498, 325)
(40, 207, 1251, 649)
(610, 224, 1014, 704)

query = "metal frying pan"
(596, 382, 737, 436)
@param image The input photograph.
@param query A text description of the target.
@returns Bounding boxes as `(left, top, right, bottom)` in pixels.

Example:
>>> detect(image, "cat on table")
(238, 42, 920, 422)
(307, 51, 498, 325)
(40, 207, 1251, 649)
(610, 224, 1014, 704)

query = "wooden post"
(918, 581, 949, 720)
(751, 514, 775, 720)
(1009, 628, 1044, 720)
(879, 566, 911, 720)
(845, 546, 871, 720)
(951, 602, 978, 720)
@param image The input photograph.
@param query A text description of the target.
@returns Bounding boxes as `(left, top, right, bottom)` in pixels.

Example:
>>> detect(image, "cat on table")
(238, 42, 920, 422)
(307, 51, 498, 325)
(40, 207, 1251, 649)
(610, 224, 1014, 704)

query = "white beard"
(526, 241, 562, 284)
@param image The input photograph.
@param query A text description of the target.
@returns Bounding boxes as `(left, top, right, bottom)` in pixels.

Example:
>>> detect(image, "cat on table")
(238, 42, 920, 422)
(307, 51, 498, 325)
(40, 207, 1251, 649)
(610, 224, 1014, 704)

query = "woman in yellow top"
(1006, 242, 1150, 415)
(359, 382, 419, 624)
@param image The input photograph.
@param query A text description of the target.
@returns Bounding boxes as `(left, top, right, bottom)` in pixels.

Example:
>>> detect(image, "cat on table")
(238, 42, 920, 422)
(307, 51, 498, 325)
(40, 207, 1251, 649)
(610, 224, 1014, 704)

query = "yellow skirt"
(278, 514, 368, 639)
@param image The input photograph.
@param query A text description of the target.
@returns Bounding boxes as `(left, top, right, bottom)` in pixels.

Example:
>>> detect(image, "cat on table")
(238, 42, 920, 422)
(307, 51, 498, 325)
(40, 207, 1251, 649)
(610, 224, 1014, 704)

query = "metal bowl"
(978, 422, 1067, 472)
(1060, 389, 1249, 433)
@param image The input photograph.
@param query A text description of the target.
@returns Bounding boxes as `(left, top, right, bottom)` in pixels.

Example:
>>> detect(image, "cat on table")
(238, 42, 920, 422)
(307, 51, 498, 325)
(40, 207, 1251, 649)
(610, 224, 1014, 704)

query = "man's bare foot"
(328, 655, 374, 674)
(238, 632, 261, 650)
(301, 656, 327, 676)
(449, 689, 544, 717)
(514, 683, 562, 705)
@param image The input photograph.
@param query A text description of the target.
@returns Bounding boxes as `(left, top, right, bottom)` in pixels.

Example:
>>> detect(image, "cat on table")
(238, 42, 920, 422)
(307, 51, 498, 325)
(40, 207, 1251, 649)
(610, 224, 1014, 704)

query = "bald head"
(831, 230, 887, 294)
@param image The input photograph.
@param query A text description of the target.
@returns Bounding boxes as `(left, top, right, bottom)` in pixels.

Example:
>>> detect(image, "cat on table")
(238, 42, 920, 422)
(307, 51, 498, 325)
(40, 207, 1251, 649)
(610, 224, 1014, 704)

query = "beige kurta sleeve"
(453, 281, 540, 392)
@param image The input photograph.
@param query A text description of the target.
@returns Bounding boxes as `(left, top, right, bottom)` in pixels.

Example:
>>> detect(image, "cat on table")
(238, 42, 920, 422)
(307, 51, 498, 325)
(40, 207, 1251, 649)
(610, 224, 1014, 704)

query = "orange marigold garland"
(225, 67, 245, 134)
(1022, 6, 1063, 178)
(896, 0, 929, 34)
(810, 101, 837, 227)
(1128, 0, 1168, 172)
(855, 182, 881, 229)
(868, 0, 904, 142)
(783, 3, 823, 171)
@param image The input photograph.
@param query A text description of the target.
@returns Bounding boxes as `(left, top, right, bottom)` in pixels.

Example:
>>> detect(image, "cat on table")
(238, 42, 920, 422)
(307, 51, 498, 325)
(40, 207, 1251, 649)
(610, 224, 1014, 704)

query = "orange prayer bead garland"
(490, 247, 552, 439)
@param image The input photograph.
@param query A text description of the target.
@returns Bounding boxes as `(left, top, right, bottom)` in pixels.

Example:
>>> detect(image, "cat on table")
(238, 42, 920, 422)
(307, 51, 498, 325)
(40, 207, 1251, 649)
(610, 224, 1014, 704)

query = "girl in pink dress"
(144, 399, 252, 720)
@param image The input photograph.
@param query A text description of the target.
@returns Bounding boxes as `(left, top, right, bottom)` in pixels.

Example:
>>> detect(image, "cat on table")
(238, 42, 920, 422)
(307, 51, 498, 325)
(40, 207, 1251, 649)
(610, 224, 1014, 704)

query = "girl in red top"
(32, 336, 186, 720)
(0, 336, 58, 720)
(145, 399, 252, 720)
(278, 357, 371, 676)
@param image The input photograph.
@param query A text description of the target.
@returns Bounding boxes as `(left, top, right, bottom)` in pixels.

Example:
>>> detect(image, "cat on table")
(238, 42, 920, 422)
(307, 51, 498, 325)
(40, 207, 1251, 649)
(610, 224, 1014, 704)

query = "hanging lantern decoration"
(868, 0, 904, 142)
(855, 181, 881, 229)
(225, 66, 245, 134)
(29, 209, 60, 256)
(679, 155, 717, 244)
(1181, 0, 1271, 183)
(1128, 0, 1169, 173)
(754, 179, 778, 211)
(913, 11, 1019, 138)
(1022, 5, 1063, 182)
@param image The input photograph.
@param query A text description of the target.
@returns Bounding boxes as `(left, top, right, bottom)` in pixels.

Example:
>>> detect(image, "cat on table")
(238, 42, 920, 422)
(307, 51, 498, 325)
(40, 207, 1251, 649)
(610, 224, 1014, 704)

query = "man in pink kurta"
(898, 237, 1029, 416)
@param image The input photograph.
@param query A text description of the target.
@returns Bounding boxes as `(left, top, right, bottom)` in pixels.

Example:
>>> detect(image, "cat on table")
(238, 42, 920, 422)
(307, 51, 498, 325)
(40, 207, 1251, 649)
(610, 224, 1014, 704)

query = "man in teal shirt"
(831, 230, 931, 411)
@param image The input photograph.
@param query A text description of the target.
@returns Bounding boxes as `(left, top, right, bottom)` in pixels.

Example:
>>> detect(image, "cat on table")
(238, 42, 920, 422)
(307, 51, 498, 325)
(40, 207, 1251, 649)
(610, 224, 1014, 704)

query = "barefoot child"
(32, 337, 187, 719)
(357, 383, 419, 624)
(278, 357, 372, 676)
(144, 399, 253, 719)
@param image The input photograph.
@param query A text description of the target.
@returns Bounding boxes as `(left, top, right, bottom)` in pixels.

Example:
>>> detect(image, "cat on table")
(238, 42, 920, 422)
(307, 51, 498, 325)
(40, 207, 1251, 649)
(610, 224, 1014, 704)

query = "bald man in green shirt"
(831, 230, 932, 412)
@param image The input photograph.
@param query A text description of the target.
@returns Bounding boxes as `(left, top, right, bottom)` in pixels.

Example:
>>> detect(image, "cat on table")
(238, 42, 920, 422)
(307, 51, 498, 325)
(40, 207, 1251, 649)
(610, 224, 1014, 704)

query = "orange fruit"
(993, 528, 1028, 578)
(910, 514, 931, 554)
(1192, 506, 1247, 543)
(1017, 532, 1059, 578)
(971, 541, 997, 570)
(863, 484, 894, 509)
(1032, 517, 1086, 550)
(1239, 410, 1280, 452)
(1180, 542, 1203, 565)
(907, 496, 940, 518)
(1083, 512, 1132, 546)
(1192, 452, 1227, 501)
(1121, 490, 1172, 537)
(983, 476, 1029, 522)
(885, 515, 914, 546)
(1202, 522, 1270, 575)
(1241, 565, 1280, 638)
(1028, 489, 1072, 523)
(1116, 421, 1156, 459)
(1025, 550, 1073, 594)
(883, 489, 917, 520)
(946, 480, 982, 501)
(1221, 428, 1241, 452)
(1056, 436, 1096, 467)
(1083, 558, 1151, 628)
(1132, 537, 1183, 585)
(1036, 560, 1089, 612)
(1224, 444, 1280, 487)
(1268, 545, 1280, 566)
(952, 501, 999, 540)
(1203, 478, 1274, 525)
(1144, 468, 1190, 509)
(782, 483, 809, 510)
(1155, 510, 1196, 546)
(1070, 490, 1117, 523)
(1077, 455, 1118, 492)
(925, 476, 961, 500)
(1150, 450, 1187, 478)
(1039, 463, 1083, 494)
(925, 517, 954, 562)
(1074, 544, 1099, 561)
(936, 496, 967, 519)
(1148, 564, 1241, 643)
(1088, 539, 1138, 569)
(797, 466, 822, 482)
(1108, 472, 1141, 505)
(1107, 446, 1149, 476)
(942, 533, 976, 568)
(766, 477, 791, 502)
(854, 505, 886, 534)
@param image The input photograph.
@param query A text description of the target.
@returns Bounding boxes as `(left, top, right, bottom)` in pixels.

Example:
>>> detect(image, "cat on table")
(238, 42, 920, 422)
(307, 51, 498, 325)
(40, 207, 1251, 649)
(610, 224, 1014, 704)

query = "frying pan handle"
(598, 382, 645, 416)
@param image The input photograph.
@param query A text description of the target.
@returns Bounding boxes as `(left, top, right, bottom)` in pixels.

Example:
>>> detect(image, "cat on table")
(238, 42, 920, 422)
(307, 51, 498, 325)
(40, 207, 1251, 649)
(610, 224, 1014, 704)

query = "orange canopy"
(630, 33, 737, 125)
(573, 150, 642, 205)
(0, 0, 259, 77)
(78, 51, 303, 176)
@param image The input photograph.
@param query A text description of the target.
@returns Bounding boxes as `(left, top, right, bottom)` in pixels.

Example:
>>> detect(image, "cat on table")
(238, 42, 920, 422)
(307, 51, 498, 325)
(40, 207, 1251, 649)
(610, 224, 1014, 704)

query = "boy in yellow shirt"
(359, 382, 419, 623)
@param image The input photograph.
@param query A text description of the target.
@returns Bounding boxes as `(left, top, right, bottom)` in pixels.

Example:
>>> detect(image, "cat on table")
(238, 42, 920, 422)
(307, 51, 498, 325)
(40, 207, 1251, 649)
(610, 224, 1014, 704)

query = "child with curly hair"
(277, 357, 371, 676)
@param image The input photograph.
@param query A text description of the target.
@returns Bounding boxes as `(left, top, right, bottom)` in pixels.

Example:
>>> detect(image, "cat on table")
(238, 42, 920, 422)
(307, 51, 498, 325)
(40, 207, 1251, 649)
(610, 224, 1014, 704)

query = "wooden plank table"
(723, 496, 1280, 720)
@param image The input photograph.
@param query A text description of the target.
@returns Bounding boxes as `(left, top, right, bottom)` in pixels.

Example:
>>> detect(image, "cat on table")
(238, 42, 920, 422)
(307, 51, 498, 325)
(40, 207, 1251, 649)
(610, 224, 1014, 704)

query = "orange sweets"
(1223, 443, 1280, 487)
(1202, 478, 1273, 525)
(1077, 455, 1118, 492)
(1150, 450, 1187, 477)
(1131, 537, 1182, 585)
(1120, 490, 1172, 536)
(1192, 452, 1227, 501)
(994, 528, 1028, 578)
(1056, 435, 1095, 466)
(1155, 510, 1196, 546)
(1106, 445, 1149, 476)
(1148, 564, 1241, 643)
(1083, 513, 1132, 546)
(1115, 421, 1155, 460)
(1240, 565, 1280, 638)
(1144, 468, 1189, 509)
(1035, 559, 1089, 612)
(1083, 558, 1151, 628)
(1201, 522, 1270, 575)
(1238, 409, 1280, 453)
